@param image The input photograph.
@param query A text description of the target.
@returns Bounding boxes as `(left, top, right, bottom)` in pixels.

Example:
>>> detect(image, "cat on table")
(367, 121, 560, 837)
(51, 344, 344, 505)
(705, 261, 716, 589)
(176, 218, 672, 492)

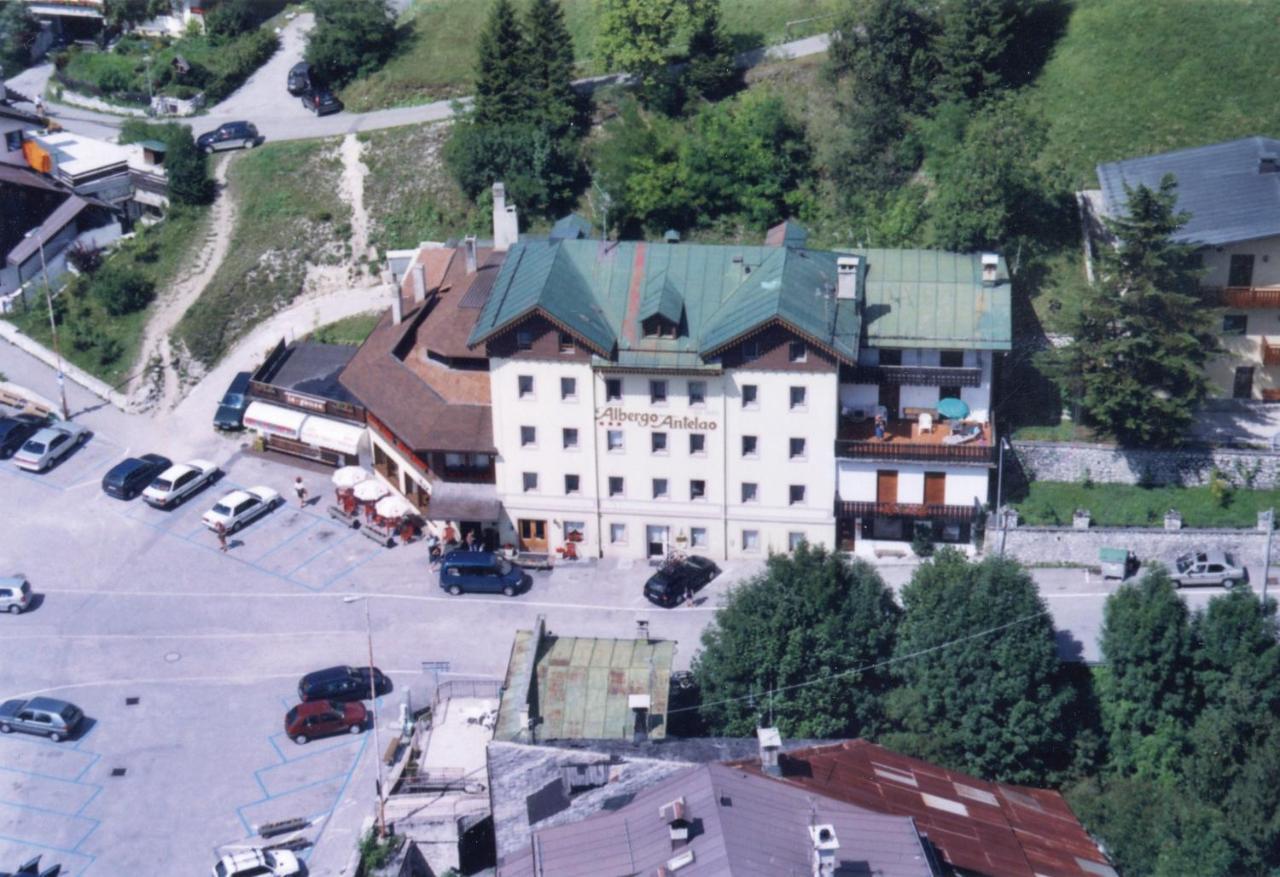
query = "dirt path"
(130, 155, 238, 412)
(299, 134, 377, 298)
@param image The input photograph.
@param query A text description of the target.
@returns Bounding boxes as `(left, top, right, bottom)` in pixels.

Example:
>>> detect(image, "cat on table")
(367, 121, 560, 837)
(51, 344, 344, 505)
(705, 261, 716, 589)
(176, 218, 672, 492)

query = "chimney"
(981, 253, 1000, 285)
(1261, 154, 1280, 174)
(493, 182, 519, 252)
(390, 287, 403, 325)
(757, 727, 782, 777)
(836, 256, 860, 300)
(412, 262, 427, 304)
(661, 797, 690, 847)
(809, 824, 839, 877)
(465, 235, 478, 274)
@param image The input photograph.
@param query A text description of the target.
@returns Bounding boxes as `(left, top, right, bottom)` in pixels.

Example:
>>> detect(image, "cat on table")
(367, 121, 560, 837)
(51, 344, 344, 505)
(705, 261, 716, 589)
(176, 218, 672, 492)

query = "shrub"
(1208, 469, 1232, 509)
(911, 523, 936, 557)
(91, 266, 155, 316)
(305, 0, 397, 87)
(67, 242, 103, 274)
(205, 0, 255, 41)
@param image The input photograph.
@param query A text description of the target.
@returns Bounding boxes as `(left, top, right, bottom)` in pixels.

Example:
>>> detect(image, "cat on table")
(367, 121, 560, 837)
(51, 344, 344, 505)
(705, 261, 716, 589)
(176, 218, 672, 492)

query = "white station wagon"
(143, 459, 219, 509)
(202, 486, 281, 533)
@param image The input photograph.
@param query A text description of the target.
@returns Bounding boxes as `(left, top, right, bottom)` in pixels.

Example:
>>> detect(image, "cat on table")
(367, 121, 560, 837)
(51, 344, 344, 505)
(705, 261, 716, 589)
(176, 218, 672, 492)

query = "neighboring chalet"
(1093, 136, 1280, 400)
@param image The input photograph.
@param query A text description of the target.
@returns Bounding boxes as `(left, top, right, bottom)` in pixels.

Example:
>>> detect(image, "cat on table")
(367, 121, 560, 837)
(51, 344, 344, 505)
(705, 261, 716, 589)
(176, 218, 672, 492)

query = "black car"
(287, 61, 312, 96)
(0, 415, 46, 458)
(196, 121, 261, 154)
(101, 453, 172, 500)
(213, 371, 252, 431)
(298, 665, 391, 703)
(644, 555, 719, 607)
(301, 87, 343, 116)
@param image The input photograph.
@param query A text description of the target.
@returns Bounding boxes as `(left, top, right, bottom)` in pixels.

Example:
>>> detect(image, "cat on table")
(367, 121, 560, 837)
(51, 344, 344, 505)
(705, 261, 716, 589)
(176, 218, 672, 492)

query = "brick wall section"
(1012, 440, 1280, 489)
(987, 523, 1271, 574)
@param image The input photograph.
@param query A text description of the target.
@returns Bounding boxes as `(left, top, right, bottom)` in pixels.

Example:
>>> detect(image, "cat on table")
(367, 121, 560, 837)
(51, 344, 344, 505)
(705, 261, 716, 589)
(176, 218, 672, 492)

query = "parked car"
(298, 665, 391, 703)
(101, 453, 172, 500)
(301, 87, 343, 116)
(438, 551, 528, 596)
(284, 699, 366, 744)
(0, 697, 83, 741)
(212, 849, 302, 877)
(1170, 550, 1246, 588)
(202, 486, 281, 533)
(13, 421, 90, 472)
(0, 575, 30, 615)
(142, 459, 219, 509)
(196, 121, 261, 154)
(0, 415, 48, 458)
(644, 554, 719, 607)
(286, 61, 312, 96)
(213, 371, 252, 431)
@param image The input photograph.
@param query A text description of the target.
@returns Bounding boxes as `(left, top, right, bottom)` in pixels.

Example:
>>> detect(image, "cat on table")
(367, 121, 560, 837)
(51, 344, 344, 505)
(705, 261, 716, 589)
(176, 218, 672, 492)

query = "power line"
(668, 609, 1049, 716)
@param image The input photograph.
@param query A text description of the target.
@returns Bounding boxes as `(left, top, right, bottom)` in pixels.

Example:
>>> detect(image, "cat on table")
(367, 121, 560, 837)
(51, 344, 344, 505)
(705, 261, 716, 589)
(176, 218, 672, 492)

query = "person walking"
(34, 97, 45, 118)
(215, 521, 228, 552)
(294, 476, 308, 507)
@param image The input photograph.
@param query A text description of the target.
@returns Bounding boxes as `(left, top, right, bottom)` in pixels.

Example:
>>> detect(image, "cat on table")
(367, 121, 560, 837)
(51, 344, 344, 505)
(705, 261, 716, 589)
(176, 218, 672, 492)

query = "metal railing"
(836, 501, 977, 521)
(850, 364, 982, 387)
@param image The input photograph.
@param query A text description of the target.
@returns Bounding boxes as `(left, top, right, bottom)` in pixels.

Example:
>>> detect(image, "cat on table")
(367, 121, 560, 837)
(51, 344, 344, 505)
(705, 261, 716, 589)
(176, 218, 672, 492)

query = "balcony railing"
(248, 380, 366, 424)
(1264, 338, 1280, 366)
(850, 365, 982, 388)
(836, 501, 977, 522)
(836, 419, 996, 465)
(1211, 287, 1280, 309)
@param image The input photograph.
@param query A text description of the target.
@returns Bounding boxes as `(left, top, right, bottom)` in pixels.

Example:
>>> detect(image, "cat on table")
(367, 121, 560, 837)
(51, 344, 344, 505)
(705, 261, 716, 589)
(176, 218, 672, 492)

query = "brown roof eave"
(700, 316, 855, 365)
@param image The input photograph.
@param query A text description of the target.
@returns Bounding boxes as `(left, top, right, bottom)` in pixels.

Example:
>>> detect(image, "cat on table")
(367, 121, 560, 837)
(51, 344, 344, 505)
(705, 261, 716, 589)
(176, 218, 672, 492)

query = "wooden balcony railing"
(836, 501, 977, 522)
(835, 418, 997, 465)
(1211, 287, 1280, 309)
(850, 365, 982, 388)
(248, 380, 366, 424)
(1264, 338, 1280, 366)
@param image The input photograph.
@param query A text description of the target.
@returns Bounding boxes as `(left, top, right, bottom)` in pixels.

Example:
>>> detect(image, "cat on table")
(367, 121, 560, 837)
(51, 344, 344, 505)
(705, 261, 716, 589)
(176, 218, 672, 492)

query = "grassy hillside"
(1027, 0, 1280, 186)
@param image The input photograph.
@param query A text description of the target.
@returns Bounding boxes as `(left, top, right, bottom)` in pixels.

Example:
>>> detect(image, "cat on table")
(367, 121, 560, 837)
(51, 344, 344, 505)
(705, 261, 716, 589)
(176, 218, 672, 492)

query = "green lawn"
(175, 140, 350, 366)
(1014, 481, 1280, 529)
(306, 312, 382, 346)
(340, 0, 839, 111)
(1026, 0, 1280, 187)
(358, 123, 486, 254)
(2, 206, 210, 388)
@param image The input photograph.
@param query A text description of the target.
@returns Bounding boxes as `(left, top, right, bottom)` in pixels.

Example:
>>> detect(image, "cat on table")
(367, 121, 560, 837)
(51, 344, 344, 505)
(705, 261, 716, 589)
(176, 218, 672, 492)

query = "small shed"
(138, 140, 167, 166)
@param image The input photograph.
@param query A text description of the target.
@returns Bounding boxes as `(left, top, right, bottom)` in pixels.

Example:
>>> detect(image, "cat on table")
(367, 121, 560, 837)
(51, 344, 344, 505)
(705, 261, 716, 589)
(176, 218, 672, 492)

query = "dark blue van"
(439, 551, 527, 596)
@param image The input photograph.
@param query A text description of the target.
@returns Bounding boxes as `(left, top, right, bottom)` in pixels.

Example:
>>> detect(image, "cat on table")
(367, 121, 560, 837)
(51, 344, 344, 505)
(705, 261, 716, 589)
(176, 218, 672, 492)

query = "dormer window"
(642, 316, 679, 338)
(742, 341, 760, 362)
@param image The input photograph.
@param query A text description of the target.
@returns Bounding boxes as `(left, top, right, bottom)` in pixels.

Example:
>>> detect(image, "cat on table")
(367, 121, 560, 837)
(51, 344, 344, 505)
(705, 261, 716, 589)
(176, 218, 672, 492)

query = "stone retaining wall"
(1012, 440, 1280, 489)
(988, 523, 1270, 575)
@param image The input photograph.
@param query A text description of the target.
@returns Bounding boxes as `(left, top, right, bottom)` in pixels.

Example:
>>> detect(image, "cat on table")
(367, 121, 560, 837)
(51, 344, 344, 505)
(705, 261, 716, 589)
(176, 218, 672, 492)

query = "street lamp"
(343, 594, 387, 839)
(143, 54, 154, 106)
(23, 229, 70, 420)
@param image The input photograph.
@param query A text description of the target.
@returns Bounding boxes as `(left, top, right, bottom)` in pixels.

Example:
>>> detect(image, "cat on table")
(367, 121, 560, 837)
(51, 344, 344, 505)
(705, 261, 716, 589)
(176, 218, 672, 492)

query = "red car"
(284, 699, 366, 744)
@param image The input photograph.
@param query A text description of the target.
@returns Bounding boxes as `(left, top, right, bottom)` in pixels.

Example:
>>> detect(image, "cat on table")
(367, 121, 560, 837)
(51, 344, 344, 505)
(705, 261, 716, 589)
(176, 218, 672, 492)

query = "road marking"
(6, 669, 466, 700)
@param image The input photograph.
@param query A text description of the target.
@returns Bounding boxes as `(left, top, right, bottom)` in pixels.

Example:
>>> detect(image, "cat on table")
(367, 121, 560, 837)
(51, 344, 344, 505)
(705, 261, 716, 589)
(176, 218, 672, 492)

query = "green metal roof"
(638, 270, 685, 325)
(535, 635, 674, 740)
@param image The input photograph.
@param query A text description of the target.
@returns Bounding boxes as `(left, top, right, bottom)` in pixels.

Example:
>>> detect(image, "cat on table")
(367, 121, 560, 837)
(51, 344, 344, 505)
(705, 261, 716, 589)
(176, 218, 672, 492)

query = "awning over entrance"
(244, 401, 307, 440)
(427, 480, 501, 522)
(299, 416, 366, 456)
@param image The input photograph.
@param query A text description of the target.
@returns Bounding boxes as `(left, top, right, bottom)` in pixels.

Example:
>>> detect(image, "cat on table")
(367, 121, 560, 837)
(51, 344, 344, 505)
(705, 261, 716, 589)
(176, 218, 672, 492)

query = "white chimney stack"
(412, 262, 427, 304)
(492, 182, 519, 252)
(0, 67, 7, 103)
(757, 727, 782, 777)
(836, 256, 860, 300)
(465, 235, 478, 274)
(982, 253, 1000, 284)
(809, 824, 839, 877)
(390, 288, 403, 326)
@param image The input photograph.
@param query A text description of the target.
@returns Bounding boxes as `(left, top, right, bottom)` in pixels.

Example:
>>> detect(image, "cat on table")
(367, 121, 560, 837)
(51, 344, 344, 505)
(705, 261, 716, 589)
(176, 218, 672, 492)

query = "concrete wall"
(1201, 235, 1280, 288)
(1012, 440, 1280, 488)
(989, 523, 1269, 576)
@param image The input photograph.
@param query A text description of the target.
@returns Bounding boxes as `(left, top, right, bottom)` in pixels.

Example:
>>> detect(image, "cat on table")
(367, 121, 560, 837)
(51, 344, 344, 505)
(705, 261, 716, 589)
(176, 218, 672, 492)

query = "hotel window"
(687, 380, 706, 407)
(606, 378, 622, 401)
(607, 430, 624, 451)
(689, 433, 706, 455)
(561, 377, 577, 400)
(609, 476, 625, 497)
(789, 484, 806, 505)
(1222, 314, 1248, 336)
(879, 349, 902, 366)
(517, 375, 534, 398)
(610, 522, 627, 544)
(742, 340, 760, 362)
(520, 425, 537, 447)
(741, 482, 758, 503)
(790, 437, 806, 459)
(690, 479, 706, 500)
(940, 349, 965, 368)
(742, 529, 760, 552)
(651, 432, 668, 454)
(789, 341, 807, 363)
(652, 478, 669, 499)
(690, 527, 708, 548)
(516, 329, 534, 350)
(564, 474, 580, 494)
(788, 531, 806, 551)
(789, 386, 806, 410)
(939, 385, 961, 402)
(650, 380, 668, 404)
(741, 435, 758, 457)
(559, 332, 575, 353)
(742, 384, 758, 408)
(522, 472, 538, 493)
(562, 427, 579, 450)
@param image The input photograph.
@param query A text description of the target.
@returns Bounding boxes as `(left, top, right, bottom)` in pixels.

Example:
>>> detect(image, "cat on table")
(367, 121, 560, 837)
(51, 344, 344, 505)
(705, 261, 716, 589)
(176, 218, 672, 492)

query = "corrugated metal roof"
(638, 269, 685, 325)
(535, 635, 674, 741)
(1097, 136, 1280, 246)
(550, 213, 593, 240)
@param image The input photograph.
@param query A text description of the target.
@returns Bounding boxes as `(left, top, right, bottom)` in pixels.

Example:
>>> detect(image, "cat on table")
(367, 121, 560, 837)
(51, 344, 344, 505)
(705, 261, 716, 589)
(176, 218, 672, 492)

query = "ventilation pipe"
(836, 256, 860, 300)
(465, 235, 478, 274)
(757, 727, 782, 777)
(412, 262, 427, 303)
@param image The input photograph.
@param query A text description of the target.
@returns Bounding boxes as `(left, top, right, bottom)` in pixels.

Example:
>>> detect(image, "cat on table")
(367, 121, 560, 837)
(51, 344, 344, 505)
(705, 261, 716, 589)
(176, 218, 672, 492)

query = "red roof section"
(729, 740, 1113, 877)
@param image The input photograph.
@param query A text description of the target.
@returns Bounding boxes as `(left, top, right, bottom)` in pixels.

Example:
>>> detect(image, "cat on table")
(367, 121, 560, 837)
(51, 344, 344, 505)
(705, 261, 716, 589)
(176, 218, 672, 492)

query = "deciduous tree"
(595, 0, 689, 100)
(305, 0, 397, 87)
(0, 0, 38, 75)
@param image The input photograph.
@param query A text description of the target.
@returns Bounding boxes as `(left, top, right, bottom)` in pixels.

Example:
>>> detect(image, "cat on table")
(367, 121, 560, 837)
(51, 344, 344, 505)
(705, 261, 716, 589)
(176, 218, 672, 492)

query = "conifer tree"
(524, 0, 578, 133)
(683, 0, 737, 102)
(473, 0, 534, 126)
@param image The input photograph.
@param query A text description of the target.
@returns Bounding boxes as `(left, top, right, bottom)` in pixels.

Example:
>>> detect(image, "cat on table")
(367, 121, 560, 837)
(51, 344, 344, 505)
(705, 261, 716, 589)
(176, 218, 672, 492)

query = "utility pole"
(345, 595, 387, 839)
(1264, 508, 1274, 609)
(28, 230, 69, 419)
(995, 436, 1008, 556)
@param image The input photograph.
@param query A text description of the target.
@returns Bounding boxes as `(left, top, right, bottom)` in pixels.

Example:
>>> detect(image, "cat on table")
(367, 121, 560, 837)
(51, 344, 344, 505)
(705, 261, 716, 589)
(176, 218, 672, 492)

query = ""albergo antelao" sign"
(596, 406, 718, 431)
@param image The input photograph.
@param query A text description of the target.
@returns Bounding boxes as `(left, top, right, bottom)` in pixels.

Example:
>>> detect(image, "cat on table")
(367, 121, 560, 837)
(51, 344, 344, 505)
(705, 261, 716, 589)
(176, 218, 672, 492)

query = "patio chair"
(918, 412, 933, 434)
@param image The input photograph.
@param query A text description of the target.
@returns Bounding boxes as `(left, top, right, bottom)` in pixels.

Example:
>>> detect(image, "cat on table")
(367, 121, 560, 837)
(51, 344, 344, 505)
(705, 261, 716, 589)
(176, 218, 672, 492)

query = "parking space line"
(0, 832, 95, 867)
(294, 733, 368, 855)
(285, 528, 359, 579)
(0, 799, 100, 850)
(255, 517, 322, 563)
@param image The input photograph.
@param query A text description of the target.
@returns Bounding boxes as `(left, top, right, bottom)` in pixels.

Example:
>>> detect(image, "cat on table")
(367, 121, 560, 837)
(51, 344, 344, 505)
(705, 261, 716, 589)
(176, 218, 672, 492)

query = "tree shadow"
(1000, 0, 1074, 89)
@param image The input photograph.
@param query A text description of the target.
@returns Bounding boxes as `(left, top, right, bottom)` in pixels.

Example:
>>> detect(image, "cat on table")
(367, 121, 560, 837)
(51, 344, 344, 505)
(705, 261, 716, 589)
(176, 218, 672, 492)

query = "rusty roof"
(729, 741, 1113, 877)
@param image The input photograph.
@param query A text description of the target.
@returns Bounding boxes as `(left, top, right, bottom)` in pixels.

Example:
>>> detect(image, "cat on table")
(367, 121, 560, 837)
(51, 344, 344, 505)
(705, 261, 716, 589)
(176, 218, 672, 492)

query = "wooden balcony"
(850, 365, 982, 387)
(1264, 338, 1280, 366)
(836, 500, 977, 522)
(248, 380, 365, 424)
(836, 419, 996, 465)
(1211, 287, 1280, 309)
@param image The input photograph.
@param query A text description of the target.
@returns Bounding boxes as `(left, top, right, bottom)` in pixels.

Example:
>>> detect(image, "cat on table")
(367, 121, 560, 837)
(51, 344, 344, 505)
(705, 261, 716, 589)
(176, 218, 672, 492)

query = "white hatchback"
(212, 849, 301, 877)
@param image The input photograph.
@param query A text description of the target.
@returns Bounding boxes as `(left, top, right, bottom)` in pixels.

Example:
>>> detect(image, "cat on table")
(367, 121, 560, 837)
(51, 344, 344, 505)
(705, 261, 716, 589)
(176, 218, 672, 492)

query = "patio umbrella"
(375, 494, 417, 519)
(353, 479, 390, 503)
(331, 466, 370, 489)
(937, 397, 970, 419)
